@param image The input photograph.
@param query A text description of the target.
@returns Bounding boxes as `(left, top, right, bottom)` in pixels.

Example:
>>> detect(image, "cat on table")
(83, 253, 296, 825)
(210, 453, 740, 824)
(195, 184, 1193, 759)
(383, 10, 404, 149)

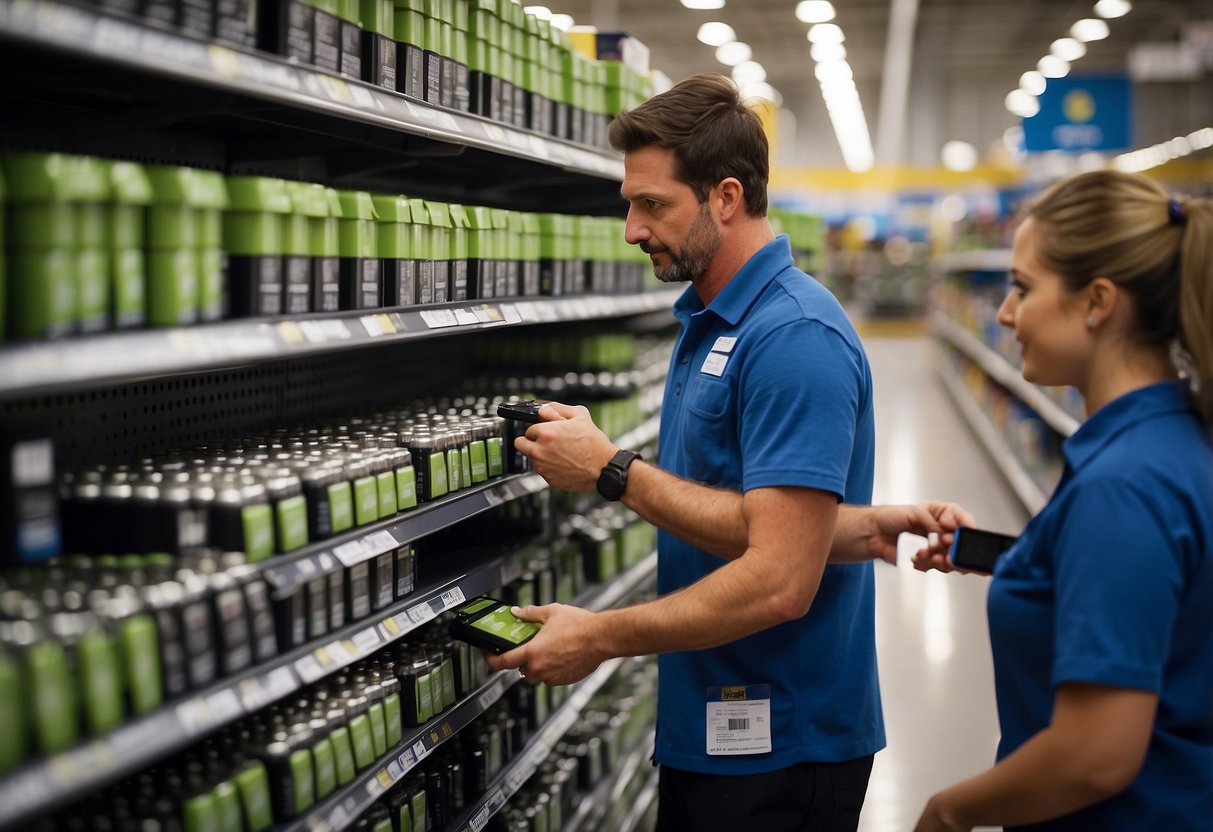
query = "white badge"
(710, 336, 737, 354)
(706, 685, 773, 755)
(701, 352, 728, 377)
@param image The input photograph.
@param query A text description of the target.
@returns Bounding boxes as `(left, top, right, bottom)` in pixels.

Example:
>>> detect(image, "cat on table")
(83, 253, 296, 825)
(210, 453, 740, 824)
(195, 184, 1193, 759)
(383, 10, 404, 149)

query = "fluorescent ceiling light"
(716, 41, 753, 66)
(941, 140, 978, 172)
(1005, 89, 1041, 118)
(523, 6, 551, 19)
(697, 21, 736, 46)
(1094, 0, 1131, 19)
(1019, 70, 1046, 96)
(680, 0, 726, 9)
(740, 81, 782, 106)
(1038, 54, 1070, 78)
(814, 59, 853, 84)
(1071, 18, 1109, 41)
(549, 13, 573, 30)
(1050, 37, 1086, 61)
(807, 23, 845, 45)
(732, 60, 767, 84)
(810, 42, 846, 63)
(795, 1, 835, 24)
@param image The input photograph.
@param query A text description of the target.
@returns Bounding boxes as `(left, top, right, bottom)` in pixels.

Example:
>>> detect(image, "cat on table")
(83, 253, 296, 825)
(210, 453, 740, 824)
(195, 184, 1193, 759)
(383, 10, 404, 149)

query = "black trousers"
(655, 755, 875, 832)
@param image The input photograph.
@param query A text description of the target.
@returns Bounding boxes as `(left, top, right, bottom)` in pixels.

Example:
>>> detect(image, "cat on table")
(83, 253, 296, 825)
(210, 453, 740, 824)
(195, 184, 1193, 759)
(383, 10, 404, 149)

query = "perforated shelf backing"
(0, 337, 469, 470)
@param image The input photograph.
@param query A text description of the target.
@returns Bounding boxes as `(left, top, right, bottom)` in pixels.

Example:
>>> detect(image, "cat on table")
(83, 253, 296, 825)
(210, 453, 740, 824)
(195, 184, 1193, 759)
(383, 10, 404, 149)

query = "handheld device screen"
(950, 526, 1017, 573)
(495, 400, 550, 424)
(450, 596, 541, 653)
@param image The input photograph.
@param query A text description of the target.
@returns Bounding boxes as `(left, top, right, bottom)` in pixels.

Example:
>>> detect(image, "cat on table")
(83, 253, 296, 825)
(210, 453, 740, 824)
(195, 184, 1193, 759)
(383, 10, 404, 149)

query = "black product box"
(440, 55, 456, 109)
(423, 49, 443, 105)
(260, 0, 313, 63)
(339, 19, 362, 79)
(143, 0, 179, 29)
(228, 256, 284, 317)
(216, 0, 257, 47)
(312, 4, 341, 72)
(339, 258, 381, 310)
(312, 256, 341, 312)
(416, 260, 435, 304)
(453, 61, 470, 112)
(284, 255, 312, 314)
(397, 41, 425, 99)
(451, 259, 468, 301)
(363, 30, 398, 90)
(2, 438, 60, 565)
(179, 0, 215, 38)
(382, 259, 418, 306)
(432, 261, 450, 304)
(466, 260, 491, 299)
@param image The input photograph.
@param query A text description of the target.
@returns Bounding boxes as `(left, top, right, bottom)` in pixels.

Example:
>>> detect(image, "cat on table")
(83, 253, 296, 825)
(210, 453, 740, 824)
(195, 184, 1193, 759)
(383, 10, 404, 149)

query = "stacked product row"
(75, 0, 652, 148)
(0, 154, 650, 341)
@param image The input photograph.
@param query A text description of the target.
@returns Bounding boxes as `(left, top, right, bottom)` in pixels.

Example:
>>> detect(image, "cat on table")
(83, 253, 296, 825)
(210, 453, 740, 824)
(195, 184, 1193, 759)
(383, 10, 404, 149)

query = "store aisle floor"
(857, 331, 1028, 832)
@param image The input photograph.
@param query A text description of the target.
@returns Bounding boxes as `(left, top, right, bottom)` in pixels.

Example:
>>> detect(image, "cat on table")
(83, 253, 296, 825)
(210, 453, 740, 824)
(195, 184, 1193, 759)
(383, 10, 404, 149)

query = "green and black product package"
(224, 176, 292, 318)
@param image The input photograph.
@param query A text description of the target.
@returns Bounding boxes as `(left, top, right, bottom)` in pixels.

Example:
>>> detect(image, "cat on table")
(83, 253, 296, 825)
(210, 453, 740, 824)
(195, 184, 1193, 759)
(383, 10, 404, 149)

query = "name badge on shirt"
(701, 352, 728, 377)
(710, 336, 737, 354)
(706, 684, 772, 755)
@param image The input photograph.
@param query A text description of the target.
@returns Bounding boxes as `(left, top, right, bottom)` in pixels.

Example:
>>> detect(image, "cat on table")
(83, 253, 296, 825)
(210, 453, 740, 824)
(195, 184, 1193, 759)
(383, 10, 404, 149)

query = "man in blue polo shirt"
(485, 73, 962, 831)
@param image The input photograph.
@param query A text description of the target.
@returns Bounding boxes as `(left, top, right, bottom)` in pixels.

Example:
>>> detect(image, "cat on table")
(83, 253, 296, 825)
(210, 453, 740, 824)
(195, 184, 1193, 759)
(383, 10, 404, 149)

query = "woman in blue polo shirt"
(914, 170, 1213, 831)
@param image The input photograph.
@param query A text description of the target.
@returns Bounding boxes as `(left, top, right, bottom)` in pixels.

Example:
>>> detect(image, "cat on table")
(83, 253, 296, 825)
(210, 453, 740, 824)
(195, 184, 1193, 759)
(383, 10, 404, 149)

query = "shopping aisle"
(856, 331, 1029, 832)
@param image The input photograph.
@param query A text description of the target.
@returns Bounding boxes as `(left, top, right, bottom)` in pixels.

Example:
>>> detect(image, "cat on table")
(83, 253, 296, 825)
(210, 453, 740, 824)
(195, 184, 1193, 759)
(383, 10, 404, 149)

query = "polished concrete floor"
(857, 332, 1028, 832)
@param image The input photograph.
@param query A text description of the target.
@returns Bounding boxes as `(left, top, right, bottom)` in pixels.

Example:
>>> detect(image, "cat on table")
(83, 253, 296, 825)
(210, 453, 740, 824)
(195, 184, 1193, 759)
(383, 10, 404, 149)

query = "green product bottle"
(448, 202, 471, 300)
(373, 193, 417, 307)
(234, 758, 274, 832)
(224, 176, 292, 317)
(26, 634, 79, 754)
(0, 640, 27, 771)
(394, 0, 427, 99)
(182, 790, 220, 832)
(145, 164, 208, 327)
(105, 161, 153, 329)
(192, 170, 230, 321)
(212, 778, 243, 832)
(337, 0, 364, 79)
(406, 197, 435, 303)
(362, 0, 398, 89)
(283, 181, 319, 315)
(337, 190, 380, 310)
(310, 720, 338, 800)
(71, 157, 113, 334)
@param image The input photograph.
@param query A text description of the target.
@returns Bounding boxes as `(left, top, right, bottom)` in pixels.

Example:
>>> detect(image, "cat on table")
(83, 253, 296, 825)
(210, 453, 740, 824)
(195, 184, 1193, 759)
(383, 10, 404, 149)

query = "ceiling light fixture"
(732, 60, 767, 84)
(1037, 54, 1070, 78)
(1094, 0, 1131, 19)
(1005, 89, 1041, 118)
(809, 42, 847, 63)
(549, 13, 573, 30)
(680, 0, 726, 9)
(1019, 70, 1046, 96)
(1070, 18, 1110, 41)
(523, 5, 551, 19)
(807, 23, 845, 44)
(716, 41, 753, 66)
(697, 21, 736, 47)
(941, 140, 978, 172)
(1050, 37, 1086, 61)
(795, 1, 835, 24)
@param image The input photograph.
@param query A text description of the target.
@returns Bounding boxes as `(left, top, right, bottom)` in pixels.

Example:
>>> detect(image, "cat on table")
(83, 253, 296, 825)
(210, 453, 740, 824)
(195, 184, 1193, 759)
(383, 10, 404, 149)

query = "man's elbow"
(766, 584, 816, 624)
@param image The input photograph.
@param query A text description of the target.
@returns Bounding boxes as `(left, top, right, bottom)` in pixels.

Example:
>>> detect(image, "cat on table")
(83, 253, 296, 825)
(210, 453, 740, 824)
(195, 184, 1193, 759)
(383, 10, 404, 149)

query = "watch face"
(597, 468, 626, 501)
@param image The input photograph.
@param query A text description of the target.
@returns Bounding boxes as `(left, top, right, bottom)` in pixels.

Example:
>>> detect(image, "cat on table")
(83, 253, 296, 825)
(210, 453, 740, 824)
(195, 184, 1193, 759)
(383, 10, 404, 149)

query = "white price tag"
(500, 303, 523, 323)
(469, 805, 492, 832)
(364, 530, 398, 551)
(352, 628, 381, 654)
(419, 309, 459, 328)
(333, 539, 370, 566)
(299, 320, 330, 344)
(295, 654, 324, 683)
(412, 740, 429, 762)
(477, 678, 506, 711)
(453, 308, 479, 325)
(406, 601, 437, 625)
(360, 315, 384, 336)
(205, 689, 242, 724)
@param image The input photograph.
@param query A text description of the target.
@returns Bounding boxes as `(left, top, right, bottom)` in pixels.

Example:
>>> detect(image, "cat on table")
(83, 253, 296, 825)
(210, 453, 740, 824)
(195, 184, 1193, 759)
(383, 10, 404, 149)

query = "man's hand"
(482, 603, 607, 686)
(834, 502, 974, 564)
(512, 402, 618, 493)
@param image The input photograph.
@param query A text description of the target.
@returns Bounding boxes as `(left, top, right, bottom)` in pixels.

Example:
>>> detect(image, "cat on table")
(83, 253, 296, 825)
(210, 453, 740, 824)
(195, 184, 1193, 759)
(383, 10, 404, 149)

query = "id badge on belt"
(706, 684, 772, 755)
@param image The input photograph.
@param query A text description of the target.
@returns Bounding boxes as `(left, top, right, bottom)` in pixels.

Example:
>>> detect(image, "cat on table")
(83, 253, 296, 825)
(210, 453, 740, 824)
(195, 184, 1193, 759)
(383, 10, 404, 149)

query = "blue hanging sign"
(1022, 74, 1132, 153)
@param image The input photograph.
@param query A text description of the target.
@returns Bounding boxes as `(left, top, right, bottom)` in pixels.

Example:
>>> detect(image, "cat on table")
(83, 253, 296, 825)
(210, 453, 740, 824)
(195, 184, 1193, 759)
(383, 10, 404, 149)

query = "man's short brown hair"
(609, 73, 769, 217)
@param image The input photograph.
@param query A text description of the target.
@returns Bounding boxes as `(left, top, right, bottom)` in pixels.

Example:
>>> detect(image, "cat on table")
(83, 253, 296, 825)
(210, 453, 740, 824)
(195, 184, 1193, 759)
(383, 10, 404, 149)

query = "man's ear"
(715, 178, 745, 223)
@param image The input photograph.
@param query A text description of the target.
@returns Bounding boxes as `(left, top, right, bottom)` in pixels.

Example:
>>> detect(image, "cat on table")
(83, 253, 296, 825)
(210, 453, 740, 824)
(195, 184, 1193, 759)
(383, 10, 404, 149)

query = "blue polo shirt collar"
(672, 235, 795, 325)
(1062, 380, 1193, 471)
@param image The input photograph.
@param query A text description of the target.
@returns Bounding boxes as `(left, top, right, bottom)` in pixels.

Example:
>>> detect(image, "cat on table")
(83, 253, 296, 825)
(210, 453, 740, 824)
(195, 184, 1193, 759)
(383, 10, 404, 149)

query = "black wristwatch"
(596, 449, 642, 501)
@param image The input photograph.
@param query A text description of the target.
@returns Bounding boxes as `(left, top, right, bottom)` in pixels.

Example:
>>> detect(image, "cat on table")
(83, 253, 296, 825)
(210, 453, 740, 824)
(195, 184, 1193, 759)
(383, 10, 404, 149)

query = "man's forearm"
(620, 460, 748, 558)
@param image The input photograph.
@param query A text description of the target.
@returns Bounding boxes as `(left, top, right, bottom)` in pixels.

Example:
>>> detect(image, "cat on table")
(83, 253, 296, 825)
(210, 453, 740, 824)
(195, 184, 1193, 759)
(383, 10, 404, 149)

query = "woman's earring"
(1086, 316, 1095, 330)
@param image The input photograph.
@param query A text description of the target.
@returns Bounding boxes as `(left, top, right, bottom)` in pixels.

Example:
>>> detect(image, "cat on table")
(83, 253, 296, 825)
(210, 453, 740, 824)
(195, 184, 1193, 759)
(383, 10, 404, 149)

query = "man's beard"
(642, 205, 722, 284)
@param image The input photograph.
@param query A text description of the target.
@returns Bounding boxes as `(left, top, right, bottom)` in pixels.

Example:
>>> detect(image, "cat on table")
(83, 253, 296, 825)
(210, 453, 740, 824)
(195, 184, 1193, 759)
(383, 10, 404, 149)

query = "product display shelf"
(449, 562, 658, 832)
(0, 413, 664, 831)
(561, 734, 653, 832)
(290, 551, 657, 832)
(0, 550, 506, 831)
(0, 290, 680, 400)
(930, 249, 1013, 275)
(931, 313, 1080, 438)
(0, 1, 624, 197)
(617, 770, 659, 832)
(935, 361, 1049, 516)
